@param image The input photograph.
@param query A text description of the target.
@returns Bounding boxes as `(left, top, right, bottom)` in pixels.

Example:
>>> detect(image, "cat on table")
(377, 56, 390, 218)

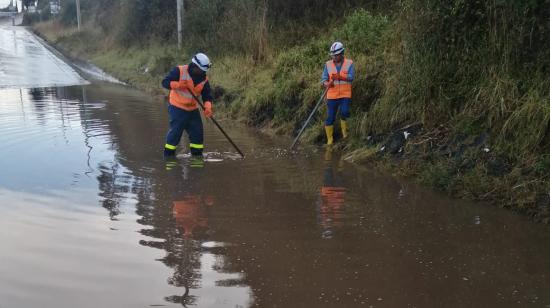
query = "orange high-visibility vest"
(321, 186, 346, 208)
(173, 196, 208, 238)
(169, 65, 208, 111)
(319, 186, 346, 228)
(326, 59, 353, 99)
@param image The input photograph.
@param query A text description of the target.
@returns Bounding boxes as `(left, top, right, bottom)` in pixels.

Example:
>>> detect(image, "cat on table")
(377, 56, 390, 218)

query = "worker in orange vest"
(321, 42, 355, 145)
(162, 53, 214, 157)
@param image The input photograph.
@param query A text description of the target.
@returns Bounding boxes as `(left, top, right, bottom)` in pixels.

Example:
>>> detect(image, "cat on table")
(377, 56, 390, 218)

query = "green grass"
(31, 5, 550, 218)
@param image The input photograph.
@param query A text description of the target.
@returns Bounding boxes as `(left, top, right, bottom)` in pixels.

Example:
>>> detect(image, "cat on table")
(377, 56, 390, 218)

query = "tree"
(22, 0, 34, 10)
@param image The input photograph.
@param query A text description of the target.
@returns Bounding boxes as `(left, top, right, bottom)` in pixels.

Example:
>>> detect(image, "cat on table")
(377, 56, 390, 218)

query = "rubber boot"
(325, 125, 334, 145)
(190, 156, 205, 168)
(165, 160, 178, 171)
(164, 148, 176, 158)
(340, 120, 348, 139)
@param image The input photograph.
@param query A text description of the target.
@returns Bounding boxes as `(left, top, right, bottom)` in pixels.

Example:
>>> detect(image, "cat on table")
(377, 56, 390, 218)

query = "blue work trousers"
(165, 104, 204, 155)
(325, 98, 351, 126)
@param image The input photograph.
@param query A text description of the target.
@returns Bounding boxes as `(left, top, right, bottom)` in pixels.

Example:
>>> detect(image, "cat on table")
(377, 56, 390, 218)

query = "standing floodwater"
(1, 25, 550, 308)
(0, 26, 88, 89)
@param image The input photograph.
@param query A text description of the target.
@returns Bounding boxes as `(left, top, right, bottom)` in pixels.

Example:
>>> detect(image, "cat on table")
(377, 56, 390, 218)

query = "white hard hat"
(330, 41, 345, 56)
(192, 53, 211, 72)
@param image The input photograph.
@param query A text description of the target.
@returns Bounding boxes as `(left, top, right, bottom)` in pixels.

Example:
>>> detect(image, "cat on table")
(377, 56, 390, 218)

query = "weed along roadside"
(26, 1, 549, 222)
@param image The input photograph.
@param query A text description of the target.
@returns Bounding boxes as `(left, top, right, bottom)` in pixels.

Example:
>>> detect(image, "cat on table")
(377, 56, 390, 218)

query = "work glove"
(323, 80, 334, 89)
(170, 79, 190, 90)
(204, 101, 213, 118)
(331, 73, 346, 81)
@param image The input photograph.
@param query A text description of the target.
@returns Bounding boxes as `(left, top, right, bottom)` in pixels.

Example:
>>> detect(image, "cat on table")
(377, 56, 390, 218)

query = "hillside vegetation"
(27, 0, 549, 220)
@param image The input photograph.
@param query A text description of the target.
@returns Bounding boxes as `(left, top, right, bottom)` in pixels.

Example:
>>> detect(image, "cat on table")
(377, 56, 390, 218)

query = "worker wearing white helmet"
(321, 41, 355, 145)
(161, 52, 214, 157)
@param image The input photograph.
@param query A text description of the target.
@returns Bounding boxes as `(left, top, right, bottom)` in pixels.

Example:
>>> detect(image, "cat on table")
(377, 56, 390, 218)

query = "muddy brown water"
(1, 82, 550, 308)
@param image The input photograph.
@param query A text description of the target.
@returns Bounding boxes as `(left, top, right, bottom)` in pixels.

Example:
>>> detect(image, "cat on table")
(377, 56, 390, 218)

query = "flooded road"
(1, 26, 550, 308)
(0, 25, 88, 89)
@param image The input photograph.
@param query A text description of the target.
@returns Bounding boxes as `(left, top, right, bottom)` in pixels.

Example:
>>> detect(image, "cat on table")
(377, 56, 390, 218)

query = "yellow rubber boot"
(325, 125, 334, 145)
(340, 120, 348, 139)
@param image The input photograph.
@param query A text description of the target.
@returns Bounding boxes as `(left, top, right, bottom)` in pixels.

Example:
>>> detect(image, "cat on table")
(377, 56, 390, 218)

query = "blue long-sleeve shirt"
(162, 64, 213, 102)
(321, 59, 355, 83)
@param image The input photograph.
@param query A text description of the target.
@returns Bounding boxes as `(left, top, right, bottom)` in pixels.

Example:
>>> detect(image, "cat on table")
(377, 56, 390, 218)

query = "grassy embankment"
(30, 2, 549, 221)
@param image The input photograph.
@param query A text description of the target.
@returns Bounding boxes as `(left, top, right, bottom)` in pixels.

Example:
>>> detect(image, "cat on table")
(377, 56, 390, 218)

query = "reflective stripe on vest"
(169, 65, 208, 111)
(326, 59, 353, 99)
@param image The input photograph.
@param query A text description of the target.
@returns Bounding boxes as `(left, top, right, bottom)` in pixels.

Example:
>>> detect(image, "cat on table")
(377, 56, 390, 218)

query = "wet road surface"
(0, 23, 87, 89)
(1, 24, 550, 308)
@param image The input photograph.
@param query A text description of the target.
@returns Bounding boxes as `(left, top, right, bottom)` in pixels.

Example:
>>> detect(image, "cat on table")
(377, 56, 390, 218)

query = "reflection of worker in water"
(162, 194, 215, 307)
(172, 195, 214, 239)
(165, 155, 205, 173)
(317, 149, 346, 239)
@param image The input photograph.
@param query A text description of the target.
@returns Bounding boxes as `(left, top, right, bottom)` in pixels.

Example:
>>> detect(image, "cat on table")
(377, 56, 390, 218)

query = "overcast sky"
(0, 0, 22, 11)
